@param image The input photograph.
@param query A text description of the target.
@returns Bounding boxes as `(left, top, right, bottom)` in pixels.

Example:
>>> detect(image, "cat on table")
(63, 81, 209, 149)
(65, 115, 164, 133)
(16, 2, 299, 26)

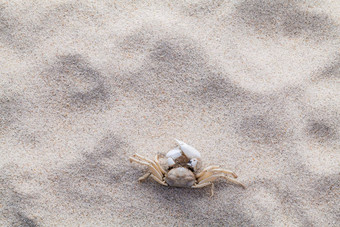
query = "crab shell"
(165, 167, 196, 187)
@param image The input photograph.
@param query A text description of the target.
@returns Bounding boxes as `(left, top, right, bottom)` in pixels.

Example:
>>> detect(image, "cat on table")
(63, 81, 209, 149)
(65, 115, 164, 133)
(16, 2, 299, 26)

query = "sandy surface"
(1, 0, 340, 226)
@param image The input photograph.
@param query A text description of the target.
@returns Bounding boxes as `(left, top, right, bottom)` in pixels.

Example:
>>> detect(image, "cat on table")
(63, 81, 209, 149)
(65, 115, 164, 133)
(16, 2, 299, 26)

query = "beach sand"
(0, 0, 339, 226)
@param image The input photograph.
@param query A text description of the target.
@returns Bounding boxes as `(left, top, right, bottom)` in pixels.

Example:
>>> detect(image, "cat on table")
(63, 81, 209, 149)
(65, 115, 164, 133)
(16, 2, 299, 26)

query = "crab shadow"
(0, 166, 40, 227)
(135, 177, 244, 205)
(141, 180, 210, 200)
(132, 178, 254, 225)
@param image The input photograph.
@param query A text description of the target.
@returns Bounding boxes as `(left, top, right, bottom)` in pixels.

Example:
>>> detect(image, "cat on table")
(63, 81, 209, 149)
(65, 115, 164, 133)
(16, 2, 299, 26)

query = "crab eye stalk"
(188, 158, 198, 167)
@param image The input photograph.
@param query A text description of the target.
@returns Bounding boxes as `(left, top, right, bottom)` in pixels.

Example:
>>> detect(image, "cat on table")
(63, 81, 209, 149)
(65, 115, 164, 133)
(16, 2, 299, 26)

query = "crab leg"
(192, 182, 214, 197)
(221, 176, 246, 189)
(154, 154, 166, 174)
(197, 171, 213, 182)
(199, 173, 224, 184)
(129, 157, 163, 181)
(138, 173, 151, 182)
(198, 173, 245, 189)
(132, 154, 160, 171)
(132, 153, 164, 175)
(196, 165, 220, 178)
(197, 167, 222, 182)
(150, 174, 168, 186)
(192, 182, 213, 188)
(198, 168, 238, 182)
(132, 153, 154, 164)
(211, 169, 238, 178)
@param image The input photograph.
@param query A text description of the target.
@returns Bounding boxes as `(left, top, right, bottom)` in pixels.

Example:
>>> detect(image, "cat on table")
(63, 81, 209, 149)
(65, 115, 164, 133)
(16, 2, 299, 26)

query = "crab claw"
(167, 157, 176, 166)
(166, 147, 182, 159)
(175, 139, 201, 159)
(166, 147, 182, 166)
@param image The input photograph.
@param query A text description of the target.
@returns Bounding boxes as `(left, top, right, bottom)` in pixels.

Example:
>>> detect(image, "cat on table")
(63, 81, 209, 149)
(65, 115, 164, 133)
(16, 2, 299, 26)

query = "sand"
(0, 0, 339, 226)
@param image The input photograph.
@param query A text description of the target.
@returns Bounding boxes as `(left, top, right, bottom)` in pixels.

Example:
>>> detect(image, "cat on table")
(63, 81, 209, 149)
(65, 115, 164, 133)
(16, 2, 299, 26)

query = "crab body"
(165, 167, 196, 187)
(129, 139, 245, 196)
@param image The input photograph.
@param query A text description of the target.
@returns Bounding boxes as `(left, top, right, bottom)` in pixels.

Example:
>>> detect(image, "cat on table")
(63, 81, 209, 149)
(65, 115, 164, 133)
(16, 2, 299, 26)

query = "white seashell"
(167, 157, 176, 166)
(166, 147, 182, 159)
(175, 139, 201, 159)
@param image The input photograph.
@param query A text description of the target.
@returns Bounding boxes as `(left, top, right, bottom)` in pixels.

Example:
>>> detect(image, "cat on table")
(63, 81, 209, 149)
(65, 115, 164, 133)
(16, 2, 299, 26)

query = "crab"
(129, 139, 245, 196)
